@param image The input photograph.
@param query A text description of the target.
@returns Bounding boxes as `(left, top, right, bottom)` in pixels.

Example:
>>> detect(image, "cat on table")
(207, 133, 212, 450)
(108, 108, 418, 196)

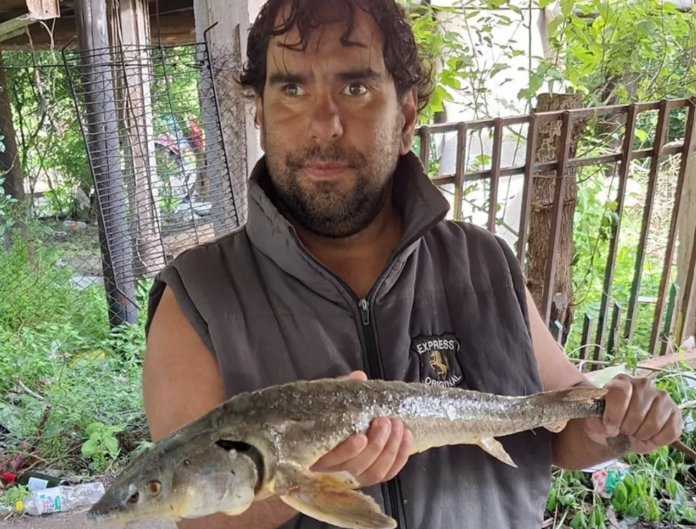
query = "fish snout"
(87, 482, 140, 523)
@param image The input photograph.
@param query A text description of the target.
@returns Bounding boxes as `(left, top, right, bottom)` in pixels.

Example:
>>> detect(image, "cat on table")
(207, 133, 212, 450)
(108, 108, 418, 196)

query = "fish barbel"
(87, 378, 613, 529)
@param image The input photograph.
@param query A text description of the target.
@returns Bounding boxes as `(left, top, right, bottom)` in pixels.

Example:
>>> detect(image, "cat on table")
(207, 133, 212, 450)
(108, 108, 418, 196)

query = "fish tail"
(530, 385, 607, 418)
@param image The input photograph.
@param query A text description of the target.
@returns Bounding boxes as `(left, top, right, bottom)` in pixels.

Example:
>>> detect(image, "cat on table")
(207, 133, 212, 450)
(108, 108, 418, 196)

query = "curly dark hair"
(237, 0, 435, 116)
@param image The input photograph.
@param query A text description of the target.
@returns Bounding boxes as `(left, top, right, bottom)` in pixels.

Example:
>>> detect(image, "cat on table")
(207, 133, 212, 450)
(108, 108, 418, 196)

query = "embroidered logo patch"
(411, 333, 465, 388)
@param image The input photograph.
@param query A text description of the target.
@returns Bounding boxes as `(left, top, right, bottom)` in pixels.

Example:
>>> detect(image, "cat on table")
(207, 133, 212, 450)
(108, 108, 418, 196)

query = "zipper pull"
(359, 299, 369, 326)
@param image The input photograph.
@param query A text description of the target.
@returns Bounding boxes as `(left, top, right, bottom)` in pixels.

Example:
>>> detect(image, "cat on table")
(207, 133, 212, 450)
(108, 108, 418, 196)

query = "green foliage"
(546, 365, 696, 527)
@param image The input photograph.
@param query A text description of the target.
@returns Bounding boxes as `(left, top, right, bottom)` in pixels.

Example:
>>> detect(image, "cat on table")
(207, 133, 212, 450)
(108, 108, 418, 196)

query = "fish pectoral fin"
(280, 486, 396, 529)
(313, 470, 361, 490)
(543, 420, 568, 433)
(476, 437, 517, 468)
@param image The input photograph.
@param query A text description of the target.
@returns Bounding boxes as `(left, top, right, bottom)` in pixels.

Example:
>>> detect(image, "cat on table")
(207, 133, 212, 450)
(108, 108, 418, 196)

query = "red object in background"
(3, 472, 17, 483)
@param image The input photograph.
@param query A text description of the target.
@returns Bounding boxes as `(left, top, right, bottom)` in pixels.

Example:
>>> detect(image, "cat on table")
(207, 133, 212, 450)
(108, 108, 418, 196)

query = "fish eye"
(127, 491, 140, 504)
(147, 481, 162, 496)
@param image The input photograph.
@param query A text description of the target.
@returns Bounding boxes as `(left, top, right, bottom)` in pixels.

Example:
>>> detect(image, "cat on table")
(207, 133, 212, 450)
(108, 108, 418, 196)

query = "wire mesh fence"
(60, 40, 244, 325)
(0, 40, 246, 330)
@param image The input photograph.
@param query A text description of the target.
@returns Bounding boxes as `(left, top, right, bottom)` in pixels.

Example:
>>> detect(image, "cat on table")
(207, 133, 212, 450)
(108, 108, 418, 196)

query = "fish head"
(87, 439, 261, 526)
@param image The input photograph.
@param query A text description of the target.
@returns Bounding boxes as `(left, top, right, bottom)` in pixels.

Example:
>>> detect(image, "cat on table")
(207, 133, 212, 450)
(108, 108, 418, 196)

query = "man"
(142, 0, 683, 528)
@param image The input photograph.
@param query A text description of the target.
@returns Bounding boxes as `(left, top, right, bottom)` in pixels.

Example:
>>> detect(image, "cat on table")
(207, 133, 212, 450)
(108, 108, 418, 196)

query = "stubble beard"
(264, 123, 403, 239)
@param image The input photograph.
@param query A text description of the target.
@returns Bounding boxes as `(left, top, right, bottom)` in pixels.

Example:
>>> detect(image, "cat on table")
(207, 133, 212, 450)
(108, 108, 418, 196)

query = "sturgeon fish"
(87, 378, 616, 529)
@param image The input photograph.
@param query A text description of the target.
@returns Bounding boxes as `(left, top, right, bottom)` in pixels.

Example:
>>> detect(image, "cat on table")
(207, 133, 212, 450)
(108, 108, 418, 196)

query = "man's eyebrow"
(336, 68, 382, 82)
(268, 72, 307, 85)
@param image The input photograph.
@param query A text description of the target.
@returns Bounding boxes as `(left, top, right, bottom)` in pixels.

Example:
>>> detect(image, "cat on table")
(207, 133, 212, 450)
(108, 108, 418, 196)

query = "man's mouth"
(303, 161, 350, 179)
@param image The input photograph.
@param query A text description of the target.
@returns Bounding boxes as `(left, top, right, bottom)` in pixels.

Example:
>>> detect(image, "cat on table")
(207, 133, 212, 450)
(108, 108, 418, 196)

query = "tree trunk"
(0, 50, 25, 202)
(525, 93, 584, 340)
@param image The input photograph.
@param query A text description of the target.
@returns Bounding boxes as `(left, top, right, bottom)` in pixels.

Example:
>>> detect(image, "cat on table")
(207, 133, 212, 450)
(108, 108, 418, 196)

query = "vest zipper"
(358, 298, 405, 529)
(292, 233, 414, 529)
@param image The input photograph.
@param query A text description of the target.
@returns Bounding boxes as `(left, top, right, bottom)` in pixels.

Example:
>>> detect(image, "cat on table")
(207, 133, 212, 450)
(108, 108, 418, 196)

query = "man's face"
(255, 3, 418, 238)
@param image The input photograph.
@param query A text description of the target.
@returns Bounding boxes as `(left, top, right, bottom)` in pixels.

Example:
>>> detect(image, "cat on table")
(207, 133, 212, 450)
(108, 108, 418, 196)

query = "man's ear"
(399, 87, 419, 155)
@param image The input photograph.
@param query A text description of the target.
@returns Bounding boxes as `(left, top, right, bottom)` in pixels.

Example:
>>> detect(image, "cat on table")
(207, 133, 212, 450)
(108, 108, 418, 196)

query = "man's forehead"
(266, 3, 386, 73)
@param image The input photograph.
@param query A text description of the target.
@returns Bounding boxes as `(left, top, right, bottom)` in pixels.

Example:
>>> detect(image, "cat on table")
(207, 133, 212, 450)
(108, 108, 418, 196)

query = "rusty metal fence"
(419, 98, 696, 366)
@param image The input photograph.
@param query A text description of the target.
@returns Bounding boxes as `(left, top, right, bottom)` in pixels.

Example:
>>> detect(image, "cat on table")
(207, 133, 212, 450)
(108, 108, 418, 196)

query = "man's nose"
(308, 93, 344, 144)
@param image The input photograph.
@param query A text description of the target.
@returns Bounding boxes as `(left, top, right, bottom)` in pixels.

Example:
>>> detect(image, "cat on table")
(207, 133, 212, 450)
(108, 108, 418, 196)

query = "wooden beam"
(1, 12, 195, 48)
(73, 0, 138, 326)
(0, 14, 34, 42)
(26, 0, 61, 19)
(110, 0, 166, 277)
(194, 0, 255, 229)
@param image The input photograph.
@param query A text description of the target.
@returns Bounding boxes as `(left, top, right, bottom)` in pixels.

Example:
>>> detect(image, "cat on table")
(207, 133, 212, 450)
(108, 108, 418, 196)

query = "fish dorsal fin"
(274, 464, 395, 529)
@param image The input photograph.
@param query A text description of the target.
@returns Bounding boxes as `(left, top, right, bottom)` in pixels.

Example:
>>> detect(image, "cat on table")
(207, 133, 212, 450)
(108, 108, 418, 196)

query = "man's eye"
(344, 83, 367, 96)
(283, 84, 305, 96)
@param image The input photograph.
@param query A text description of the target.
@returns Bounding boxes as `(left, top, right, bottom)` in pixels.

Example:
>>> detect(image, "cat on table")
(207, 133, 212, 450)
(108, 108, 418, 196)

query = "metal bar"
(420, 125, 431, 173)
(541, 111, 574, 325)
(580, 313, 593, 361)
(607, 302, 623, 358)
(551, 321, 564, 344)
(453, 123, 467, 221)
(649, 99, 696, 354)
(661, 283, 680, 356)
(624, 100, 670, 342)
(428, 144, 685, 188)
(517, 114, 538, 266)
(413, 99, 691, 136)
(488, 119, 503, 233)
(593, 104, 638, 353)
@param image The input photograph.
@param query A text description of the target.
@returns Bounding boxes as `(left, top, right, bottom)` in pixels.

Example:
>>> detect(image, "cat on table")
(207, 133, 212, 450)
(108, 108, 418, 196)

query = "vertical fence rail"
(517, 114, 538, 268)
(593, 105, 638, 362)
(624, 101, 670, 342)
(649, 100, 696, 355)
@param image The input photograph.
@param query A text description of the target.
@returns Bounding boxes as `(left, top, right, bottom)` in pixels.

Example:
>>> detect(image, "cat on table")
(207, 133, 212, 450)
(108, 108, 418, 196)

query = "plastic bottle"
(21, 482, 106, 516)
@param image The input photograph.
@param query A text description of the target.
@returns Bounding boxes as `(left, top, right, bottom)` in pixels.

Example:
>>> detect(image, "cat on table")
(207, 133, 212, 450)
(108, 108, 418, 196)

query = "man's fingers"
(337, 370, 368, 382)
(356, 419, 403, 485)
(343, 418, 392, 478)
(650, 408, 684, 448)
(383, 428, 412, 482)
(311, 434, 368, 471)
(620, 378, 656, 437)
(602, 375, 633, 437)
(632, 390, 673, 441)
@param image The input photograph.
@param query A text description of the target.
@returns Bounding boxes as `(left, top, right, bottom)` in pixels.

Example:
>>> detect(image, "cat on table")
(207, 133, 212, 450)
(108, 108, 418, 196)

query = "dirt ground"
(4, 511, 176, 528)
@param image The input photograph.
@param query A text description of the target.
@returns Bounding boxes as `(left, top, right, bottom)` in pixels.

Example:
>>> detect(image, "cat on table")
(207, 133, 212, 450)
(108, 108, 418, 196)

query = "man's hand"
(310, 371, 413, 487)
(581, 374, 683, 454)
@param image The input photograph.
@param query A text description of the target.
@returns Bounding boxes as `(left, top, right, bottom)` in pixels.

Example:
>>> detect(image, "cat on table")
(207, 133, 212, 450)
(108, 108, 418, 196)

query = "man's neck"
(290, 199, 404, 300)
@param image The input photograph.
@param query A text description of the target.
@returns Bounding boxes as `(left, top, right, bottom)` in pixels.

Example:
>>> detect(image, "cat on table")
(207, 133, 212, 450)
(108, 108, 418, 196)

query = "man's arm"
(524, 288, 683, 470)
(143, 286, 412, 529)
(143, 286, 299, 529)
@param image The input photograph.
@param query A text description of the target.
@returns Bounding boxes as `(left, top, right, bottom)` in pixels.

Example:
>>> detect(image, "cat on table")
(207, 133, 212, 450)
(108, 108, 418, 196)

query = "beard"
(263, 123, 403, 239)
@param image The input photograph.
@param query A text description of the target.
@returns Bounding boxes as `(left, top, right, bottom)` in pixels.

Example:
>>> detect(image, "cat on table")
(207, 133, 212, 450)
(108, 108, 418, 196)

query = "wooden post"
(73, 0, 138, 327)
(677, 148, 696, 342)
(194, 0, 256, 231)
(109, 0, 166, 278)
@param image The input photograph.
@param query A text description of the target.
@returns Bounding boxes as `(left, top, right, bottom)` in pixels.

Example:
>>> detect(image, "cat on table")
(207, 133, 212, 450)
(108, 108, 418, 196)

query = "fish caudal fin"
(275, 464, 396, 529)
(477, 438, 517, 468)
